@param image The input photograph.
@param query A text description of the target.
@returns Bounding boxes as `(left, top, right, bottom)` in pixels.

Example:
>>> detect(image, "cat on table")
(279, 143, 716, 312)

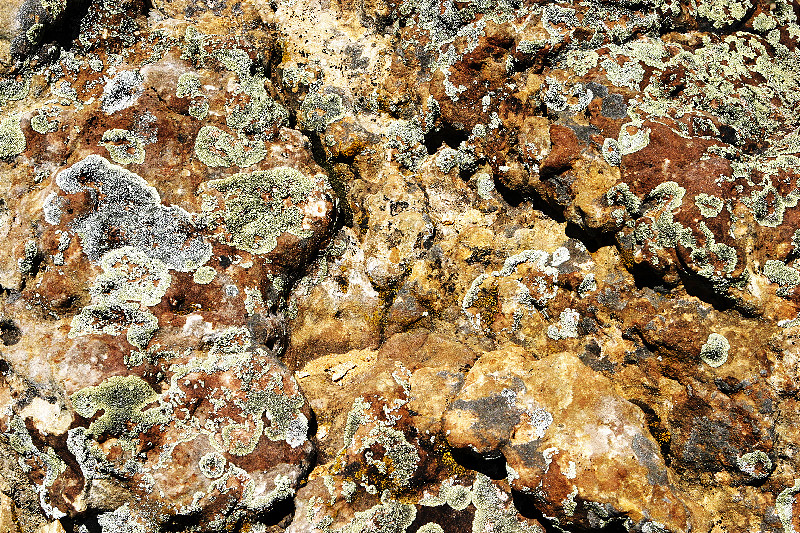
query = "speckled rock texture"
(1, 0, 799, 531)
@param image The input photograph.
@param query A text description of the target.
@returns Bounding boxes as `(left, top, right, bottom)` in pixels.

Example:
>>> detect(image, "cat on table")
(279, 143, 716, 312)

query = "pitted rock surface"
(0, 0, 799, 532)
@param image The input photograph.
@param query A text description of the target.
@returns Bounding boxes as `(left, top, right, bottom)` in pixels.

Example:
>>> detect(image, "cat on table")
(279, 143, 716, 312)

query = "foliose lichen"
(699, 332, 730, 368)
(70, 375, 167, 436)
(200, 167, 324, 255)
(0, 114, 26, 158)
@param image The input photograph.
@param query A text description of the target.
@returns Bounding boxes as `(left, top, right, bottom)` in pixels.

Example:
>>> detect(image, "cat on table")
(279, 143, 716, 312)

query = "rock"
(1, 0, 800, 530)
(445, 348, 692, 532)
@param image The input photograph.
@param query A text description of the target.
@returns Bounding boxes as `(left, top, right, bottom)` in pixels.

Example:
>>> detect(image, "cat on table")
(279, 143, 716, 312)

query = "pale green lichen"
(192, 265, 217, 284)
(776, 479, 800, 533)
(31, 108, 60, 134)
(387, 119, 427, 170)
(102, 71, 145, 114)
(18, 240, 39, 275)
(0, 114, 26, 158)
(242, 473, 296, 512)
(100, 129, 146, 165)
(607, 183, 641, 216)
(299, 91, 345, 131)
(699, 332, 730, 368)
(244, 286, 264, 315)
(736, 450, 771, 479)
(474, 172, 495, 199)
(602, 138, 621, 166)
(618, 125, 650, 156)
(200, 167, 322, 255)
(547, 308, 580, 340)
(694, 193, 724, 218)
(91, 246, 171, 307)
(176, 72, 202, 99)
(344, 397, 371, 449)
(194, 125, 266, 168)
(71, 375, 166, 436)
(69, 302, 159, 350)
(472, 474, 541, 533)
(96, 504, 145, 533)
(416, 524, 445, 533)
(50, 155, 212, 271)
(696, 0, 748, 28)
(764, 260, 800, 296)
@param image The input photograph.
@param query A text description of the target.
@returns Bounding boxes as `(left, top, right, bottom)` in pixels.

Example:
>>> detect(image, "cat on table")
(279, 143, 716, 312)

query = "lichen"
(69, 301, 159, 350)
(0, 114, 26, 158)
(194, 125, 267, 168)
(694, 193, 724, 218)
(547, 308, 580, 340)
(51, 155, 212, 271)
(699, 332, 730, 368)
(777, 479, 800, 533)
(102, 70, 145, 114)
(31, 108, 60, 134)
(299, 90, 346, 133)
(91, 246, 171, 307)
(200, 167, 322, 255)
(764, 260, 800, 297)
(736, 450, 772, 479)
(70, 375, 167, 436)
(100, 129, 146, 165)
(192, 265, 217, 284)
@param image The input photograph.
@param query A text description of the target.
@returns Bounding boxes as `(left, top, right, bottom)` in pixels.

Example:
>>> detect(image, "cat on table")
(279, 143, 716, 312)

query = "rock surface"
(0, 0, 799, 531)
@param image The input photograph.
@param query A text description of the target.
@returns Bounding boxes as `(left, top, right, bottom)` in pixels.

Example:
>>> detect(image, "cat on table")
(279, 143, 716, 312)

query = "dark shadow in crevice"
(305, 129, 354, 229)
(423, 123, 469, 155)
(511, 491, 565, 533)
(627, 398, 672, 467)
(564, 222, 617, 254)
(675, 267, 738, 315)
(513, 490, 631, 533)
(449, 447, 507, 480)
(253, 496, 296, 529)
(491, 175, 528, 209)
(65, 514, 101, 533)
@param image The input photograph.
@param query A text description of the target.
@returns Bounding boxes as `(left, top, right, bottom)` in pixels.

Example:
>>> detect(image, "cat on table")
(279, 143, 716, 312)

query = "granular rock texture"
(0, 0, 799, 531)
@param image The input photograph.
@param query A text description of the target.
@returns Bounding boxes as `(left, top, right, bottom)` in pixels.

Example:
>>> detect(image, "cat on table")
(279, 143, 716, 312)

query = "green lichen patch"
(699, 332, 730, 367)
(69, 301, 159, 350)
(299, 91, 346, 132)
(547, 308, 580, 340)
(736, 450, 772, 479)
(0, 114, 26, 159)
(200, 167, 322, 255)
(102, 70, 145, 114)
(192, 265, 217, 284)
(71, 375, 167, 436)
(777, 479, 800, 533)
(100, 129, 146, 165)
(198, 452, 227, 479)
(31, 107, 60, 134)
(694, 193, 724, 218)
(91, 246, 171, 307)
(194, 125, 267, 168)
(176, 72, 202, 99)
(764, 259, 800, 296)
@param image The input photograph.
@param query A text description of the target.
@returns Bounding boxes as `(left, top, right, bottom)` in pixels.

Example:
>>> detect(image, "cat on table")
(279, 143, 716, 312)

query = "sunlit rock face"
(0, 0, 799, 531)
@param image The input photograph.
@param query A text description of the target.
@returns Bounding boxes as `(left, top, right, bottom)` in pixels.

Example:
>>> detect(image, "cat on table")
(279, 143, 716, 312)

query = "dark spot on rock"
(0, 319, 22, 346)
(601, 94, 627, 119)
(586, 81, 608, 99)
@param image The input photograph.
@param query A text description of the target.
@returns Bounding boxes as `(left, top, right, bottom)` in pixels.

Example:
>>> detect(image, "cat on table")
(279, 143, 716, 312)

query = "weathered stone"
(1, 0, 800, 530)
